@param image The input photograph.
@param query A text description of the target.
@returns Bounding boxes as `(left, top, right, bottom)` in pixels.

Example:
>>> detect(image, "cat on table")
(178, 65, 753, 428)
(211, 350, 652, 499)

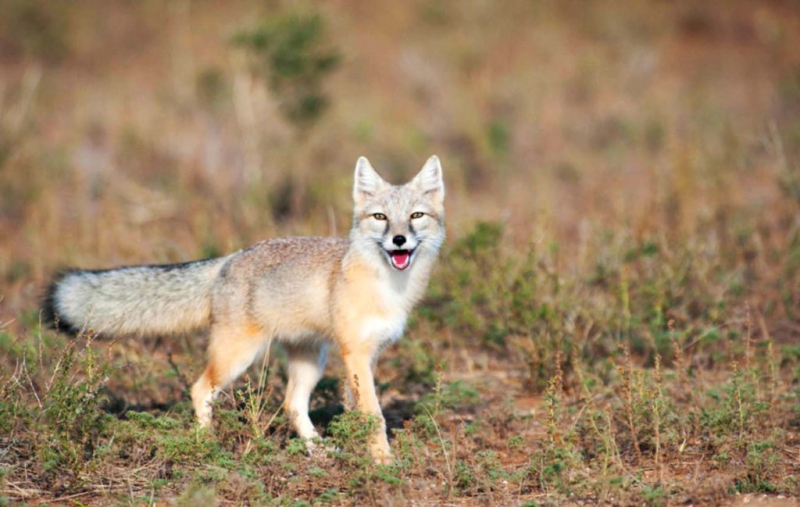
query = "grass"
(1, 0, 800, 504)
(1, 217, 797, 504)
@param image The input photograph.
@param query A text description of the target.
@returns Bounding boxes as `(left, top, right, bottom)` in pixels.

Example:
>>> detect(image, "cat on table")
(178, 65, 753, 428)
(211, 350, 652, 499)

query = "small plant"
(286, 437, 309, 456)
(236, 353, 277, 438)
(326, 410, 380, 460)
(413, 379, 478, 437)
(507, 435, 525, 451)
(741, 438, 781, 492)
(487, 120, 510, 158)
(38, 335, 110, 483)
(617, 343, 643, 462)
(529, 374, 584, 495)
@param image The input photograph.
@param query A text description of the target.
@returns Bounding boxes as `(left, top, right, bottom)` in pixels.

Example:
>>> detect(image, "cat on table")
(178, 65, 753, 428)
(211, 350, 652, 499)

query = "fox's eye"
(410, 212, 424, 219)
(372, 213, 387, 221)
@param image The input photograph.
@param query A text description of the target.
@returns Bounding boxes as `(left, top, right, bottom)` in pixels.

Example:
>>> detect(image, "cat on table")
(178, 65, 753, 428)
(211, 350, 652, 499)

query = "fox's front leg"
(341, 349, 392, 463)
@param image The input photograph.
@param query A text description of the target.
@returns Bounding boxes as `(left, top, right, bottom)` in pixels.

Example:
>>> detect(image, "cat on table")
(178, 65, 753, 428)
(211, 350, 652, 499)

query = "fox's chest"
(360, 312, 407, 343)
(337, 280, 410, 344)
(339, 257, 427, 345)
(353, 279, 410, 341)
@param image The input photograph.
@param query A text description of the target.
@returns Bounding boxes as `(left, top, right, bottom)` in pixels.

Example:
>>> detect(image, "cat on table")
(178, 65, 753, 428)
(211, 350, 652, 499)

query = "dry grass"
(1, 0, 800, 505)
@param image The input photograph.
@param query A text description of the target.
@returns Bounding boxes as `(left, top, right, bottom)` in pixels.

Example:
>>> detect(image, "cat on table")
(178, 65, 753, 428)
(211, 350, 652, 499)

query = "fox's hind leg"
(191, 323, 268, 427)
(284, 341, 328, 443)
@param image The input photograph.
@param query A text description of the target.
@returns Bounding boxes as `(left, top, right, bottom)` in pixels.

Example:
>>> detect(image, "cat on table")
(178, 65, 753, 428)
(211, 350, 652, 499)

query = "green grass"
(1, 215, 798, 504)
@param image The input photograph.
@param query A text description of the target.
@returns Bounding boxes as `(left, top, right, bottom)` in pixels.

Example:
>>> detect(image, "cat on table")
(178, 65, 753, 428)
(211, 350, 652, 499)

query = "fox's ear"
(411, 155, 444, 201)
(353, 156, 388, 206)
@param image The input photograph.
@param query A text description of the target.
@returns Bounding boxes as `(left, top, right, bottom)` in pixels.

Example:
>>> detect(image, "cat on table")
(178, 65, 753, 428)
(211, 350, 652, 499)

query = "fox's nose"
(392, 235, 407, 247)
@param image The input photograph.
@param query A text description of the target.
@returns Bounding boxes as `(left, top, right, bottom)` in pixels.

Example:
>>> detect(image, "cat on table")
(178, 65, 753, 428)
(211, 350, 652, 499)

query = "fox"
(42, 155, 445, 463)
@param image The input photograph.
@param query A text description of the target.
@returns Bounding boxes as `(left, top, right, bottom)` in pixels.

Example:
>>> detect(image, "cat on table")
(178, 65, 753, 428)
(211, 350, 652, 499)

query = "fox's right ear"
(353, 156, 388, 206)
(410, 155, 445, 203)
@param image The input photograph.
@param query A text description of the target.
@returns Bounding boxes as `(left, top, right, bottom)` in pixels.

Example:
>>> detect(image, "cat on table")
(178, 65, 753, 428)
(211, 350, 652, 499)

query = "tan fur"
(45, 156, 446, 463)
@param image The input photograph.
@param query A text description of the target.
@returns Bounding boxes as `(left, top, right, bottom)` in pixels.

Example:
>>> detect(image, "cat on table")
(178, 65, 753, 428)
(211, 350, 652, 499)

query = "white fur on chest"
(359, 276, 412, 344)
(360, 313, 408, 344)
(343, 253, 434, 347)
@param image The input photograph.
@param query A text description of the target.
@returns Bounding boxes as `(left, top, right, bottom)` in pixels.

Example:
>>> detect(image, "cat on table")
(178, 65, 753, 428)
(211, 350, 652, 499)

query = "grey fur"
(47, 257, 232, 336)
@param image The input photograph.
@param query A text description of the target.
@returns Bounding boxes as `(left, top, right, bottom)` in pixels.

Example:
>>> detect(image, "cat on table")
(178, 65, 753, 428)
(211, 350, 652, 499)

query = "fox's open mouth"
(386, 249, 414, 270)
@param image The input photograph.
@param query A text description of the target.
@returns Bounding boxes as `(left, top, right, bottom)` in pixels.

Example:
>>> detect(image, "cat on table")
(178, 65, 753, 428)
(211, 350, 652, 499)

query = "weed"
(37, 336, 110, 484)
(285, 437, 308, 457)
(326, 410, 380, 460)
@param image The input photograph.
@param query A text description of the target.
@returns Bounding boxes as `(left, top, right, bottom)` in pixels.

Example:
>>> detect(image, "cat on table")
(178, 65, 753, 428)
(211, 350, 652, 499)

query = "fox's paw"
(305, 438, 337, 460)
(193, 417, 213, 433)
(372, 451, 394, 465)
(369, 441, 394, 465)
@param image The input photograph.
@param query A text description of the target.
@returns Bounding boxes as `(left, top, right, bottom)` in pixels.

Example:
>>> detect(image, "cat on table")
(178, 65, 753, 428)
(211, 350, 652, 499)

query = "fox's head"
(350, 156, 445, 272)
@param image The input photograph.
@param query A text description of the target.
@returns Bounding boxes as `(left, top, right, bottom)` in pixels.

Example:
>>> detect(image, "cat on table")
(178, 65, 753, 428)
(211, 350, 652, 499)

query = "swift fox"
(43, 156, 445, 462)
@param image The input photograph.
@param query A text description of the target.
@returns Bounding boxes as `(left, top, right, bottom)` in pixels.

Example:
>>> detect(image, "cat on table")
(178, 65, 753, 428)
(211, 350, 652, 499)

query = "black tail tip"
(40, 270, 81, 336)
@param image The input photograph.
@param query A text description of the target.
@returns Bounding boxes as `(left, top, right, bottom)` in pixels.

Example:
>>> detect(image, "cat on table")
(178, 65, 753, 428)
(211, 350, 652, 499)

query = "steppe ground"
(1, 1, 799, 505)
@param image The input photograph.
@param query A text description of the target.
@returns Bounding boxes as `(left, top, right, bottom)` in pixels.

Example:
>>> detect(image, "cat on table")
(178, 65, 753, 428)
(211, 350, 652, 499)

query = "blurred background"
(2, 2, 800, 502)
(0, 0, 799, 339)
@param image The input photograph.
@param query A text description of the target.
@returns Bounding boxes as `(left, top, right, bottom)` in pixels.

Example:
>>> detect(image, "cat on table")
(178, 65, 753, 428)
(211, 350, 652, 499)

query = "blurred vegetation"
(0, 0, 71, 62)
(233, 10, 340, 133)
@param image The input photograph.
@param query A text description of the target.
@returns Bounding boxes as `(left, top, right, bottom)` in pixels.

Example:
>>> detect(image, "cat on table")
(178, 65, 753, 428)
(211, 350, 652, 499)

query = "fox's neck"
(388, 253, 437, 306)
(343, 243, 438, 313)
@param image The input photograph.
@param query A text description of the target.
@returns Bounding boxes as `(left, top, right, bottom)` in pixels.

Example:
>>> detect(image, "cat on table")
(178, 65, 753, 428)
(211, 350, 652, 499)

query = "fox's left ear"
(411, 155, 445, 202)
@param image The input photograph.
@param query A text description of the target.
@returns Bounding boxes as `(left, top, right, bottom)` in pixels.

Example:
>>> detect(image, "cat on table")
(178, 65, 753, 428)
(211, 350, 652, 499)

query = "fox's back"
(212, 237, 350, 339)
(235, 237, 349, 271)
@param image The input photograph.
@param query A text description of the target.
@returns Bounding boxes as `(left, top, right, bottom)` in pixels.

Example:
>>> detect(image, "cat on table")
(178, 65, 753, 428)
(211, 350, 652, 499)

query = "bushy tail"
(42, 256, 231, 336)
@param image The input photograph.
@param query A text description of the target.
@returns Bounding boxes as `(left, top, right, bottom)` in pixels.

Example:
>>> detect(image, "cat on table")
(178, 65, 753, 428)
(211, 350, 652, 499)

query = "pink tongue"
(391, 252, 410, 269)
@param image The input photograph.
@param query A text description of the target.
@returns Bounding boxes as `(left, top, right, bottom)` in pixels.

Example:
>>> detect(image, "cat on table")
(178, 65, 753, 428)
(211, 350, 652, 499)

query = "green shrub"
(234, 10, 340, 132)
